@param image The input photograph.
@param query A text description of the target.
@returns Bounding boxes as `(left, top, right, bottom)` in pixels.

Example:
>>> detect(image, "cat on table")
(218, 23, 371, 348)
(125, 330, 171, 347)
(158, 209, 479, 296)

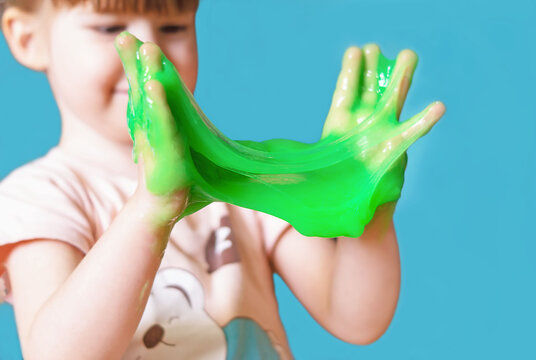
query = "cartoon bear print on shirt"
(122, 267, 227, 360)
(122, 215, 281, 359)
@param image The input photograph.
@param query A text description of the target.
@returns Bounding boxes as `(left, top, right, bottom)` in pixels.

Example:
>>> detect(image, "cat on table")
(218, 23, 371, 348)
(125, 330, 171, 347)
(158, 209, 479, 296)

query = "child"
(0, 0, 445, 359)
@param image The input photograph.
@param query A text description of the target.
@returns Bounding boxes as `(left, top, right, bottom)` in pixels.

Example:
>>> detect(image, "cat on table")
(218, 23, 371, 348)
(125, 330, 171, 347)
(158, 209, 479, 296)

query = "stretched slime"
(116, 33, 444, 238)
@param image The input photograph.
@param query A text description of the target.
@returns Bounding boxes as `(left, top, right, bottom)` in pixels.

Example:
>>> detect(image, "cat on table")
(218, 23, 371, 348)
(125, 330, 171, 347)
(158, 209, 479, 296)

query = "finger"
(144, 79, 189, 194)
(139, 42, 163, 82)
(132, 128, 154, 172)
(144, 79, 181, 149)
(368, 102, 445, 171)
(116, 32, 145, 134)
(394, 50, 417, 118)
(396, 101, 445, 145)
(377, 49, 418, 119)
(115, 32, 144, 92)
(322, 47, 362, 138)
(361, 43, 380, 108)
(331, 46, 362, 111)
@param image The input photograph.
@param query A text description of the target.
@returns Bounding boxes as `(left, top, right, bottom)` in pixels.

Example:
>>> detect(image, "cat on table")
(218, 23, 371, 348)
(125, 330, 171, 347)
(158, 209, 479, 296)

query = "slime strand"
(115, 33, 445, 238)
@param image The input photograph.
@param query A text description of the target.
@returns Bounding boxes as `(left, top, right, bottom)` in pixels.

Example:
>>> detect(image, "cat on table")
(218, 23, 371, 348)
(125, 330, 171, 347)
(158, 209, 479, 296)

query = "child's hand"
(321, 45, 445, 213)
(113, 34, 445, 237)
(322, 44, 445, 146)
(115, 33, 190, 223)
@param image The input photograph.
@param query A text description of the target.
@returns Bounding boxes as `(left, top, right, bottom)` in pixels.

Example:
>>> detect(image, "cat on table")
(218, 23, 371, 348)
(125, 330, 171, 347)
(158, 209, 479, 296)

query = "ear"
(2, 7, 48, 71)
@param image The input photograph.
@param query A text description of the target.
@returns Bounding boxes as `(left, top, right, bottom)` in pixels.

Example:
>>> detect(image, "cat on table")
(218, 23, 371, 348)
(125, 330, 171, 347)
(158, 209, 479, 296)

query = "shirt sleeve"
(0, 161, 95, 304)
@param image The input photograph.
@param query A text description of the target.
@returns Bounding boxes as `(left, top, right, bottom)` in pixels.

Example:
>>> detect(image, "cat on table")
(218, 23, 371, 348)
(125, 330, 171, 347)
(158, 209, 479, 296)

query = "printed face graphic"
(122, 268, 226, 360)
(122, 216, 281, 359)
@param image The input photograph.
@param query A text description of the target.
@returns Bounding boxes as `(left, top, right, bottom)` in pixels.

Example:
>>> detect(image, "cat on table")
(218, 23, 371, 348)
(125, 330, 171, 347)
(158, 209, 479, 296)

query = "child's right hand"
(115, 33, 190, 225)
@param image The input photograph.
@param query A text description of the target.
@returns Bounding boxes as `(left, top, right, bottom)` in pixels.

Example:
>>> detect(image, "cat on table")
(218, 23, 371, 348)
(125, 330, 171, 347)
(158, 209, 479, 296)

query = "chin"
(111, 129, 135, 145)
(100, 120, 134, 145)
(105, 107, 135, 144)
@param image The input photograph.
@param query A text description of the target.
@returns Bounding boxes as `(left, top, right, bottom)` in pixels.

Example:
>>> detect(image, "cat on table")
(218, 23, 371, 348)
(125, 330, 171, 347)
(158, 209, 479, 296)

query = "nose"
(143, 324, 164, 348)
(127, 20, 158, 44)
(143, 324, 176, 348)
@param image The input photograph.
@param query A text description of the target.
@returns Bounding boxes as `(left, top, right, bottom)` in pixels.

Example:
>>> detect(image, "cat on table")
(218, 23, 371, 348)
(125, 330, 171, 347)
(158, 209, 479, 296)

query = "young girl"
(0, 0, 444, 358)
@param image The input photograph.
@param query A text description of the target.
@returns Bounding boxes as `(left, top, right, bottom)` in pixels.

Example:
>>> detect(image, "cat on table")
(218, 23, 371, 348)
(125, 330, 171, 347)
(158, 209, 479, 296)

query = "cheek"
(180, 54, 198, 94)
(47, 31, 122, 119)
(166, 40, 198, 93)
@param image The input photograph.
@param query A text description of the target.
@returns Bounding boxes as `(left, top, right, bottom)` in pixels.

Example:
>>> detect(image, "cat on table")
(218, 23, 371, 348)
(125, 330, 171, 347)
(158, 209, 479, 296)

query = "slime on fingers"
(116, 32, 444, 238)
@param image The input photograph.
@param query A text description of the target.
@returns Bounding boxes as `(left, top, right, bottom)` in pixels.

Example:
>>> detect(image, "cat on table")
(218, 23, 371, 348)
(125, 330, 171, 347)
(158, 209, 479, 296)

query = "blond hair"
(1, 0, 198, 19)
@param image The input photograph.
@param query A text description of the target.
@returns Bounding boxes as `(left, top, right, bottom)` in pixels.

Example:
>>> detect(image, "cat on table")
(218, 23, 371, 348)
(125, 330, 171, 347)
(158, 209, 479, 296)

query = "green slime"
(118, 34, 440, 238)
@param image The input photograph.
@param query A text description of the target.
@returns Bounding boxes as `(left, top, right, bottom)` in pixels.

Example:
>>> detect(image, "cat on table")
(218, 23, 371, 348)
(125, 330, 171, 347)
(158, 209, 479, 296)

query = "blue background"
(1, 0, 535, 358)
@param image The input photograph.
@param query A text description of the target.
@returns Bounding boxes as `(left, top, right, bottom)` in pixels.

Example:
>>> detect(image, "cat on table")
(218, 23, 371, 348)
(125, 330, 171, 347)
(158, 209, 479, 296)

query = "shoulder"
(0, 147, 86, 198)
(0, 148, 96, 254)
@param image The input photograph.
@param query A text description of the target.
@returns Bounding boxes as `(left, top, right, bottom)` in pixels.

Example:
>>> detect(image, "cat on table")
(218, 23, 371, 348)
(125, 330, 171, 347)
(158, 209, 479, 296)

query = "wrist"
(129, 186, 188, 232)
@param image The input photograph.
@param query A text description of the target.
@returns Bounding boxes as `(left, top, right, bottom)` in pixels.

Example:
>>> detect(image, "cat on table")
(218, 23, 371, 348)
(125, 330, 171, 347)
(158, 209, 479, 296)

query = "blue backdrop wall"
(1, 0, 535, 358)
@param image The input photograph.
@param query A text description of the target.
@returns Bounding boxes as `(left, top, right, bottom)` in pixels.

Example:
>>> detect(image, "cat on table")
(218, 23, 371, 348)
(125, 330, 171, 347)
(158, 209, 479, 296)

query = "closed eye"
(165, 285, 192, 307)
(159, 24, 188, 33)
(168, 315, 180, 324)
(93, 25, 126, 34)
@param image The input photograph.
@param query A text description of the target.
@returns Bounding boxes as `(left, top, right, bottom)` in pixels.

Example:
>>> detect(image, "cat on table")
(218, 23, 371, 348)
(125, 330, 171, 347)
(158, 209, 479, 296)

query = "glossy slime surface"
(116, 33, 444, 237)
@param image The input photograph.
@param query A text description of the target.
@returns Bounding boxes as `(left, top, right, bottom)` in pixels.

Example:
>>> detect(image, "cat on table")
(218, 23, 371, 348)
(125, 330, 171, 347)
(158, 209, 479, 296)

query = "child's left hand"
(322, 44, 445, 156)
(321, 44, 445, 214)
(267, 45, 445, 343)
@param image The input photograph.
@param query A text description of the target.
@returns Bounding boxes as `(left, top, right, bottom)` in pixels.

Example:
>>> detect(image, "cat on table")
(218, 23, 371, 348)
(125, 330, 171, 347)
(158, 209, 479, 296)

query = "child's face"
(43, 0, 198, 145)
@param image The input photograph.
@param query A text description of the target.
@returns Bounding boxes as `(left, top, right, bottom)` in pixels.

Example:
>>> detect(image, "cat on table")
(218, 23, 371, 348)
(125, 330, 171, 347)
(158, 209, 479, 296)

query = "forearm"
(26, 190, 183, 360)
(328, 203, 401, 344)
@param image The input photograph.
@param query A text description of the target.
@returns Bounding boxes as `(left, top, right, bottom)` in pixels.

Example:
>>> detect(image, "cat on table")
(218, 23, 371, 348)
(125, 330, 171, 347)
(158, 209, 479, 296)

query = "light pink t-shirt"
(0, 146, 293, 359)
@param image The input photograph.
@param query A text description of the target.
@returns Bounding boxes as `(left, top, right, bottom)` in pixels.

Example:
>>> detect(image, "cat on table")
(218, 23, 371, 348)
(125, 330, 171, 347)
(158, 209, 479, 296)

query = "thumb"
(132, 130, 154, 192)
